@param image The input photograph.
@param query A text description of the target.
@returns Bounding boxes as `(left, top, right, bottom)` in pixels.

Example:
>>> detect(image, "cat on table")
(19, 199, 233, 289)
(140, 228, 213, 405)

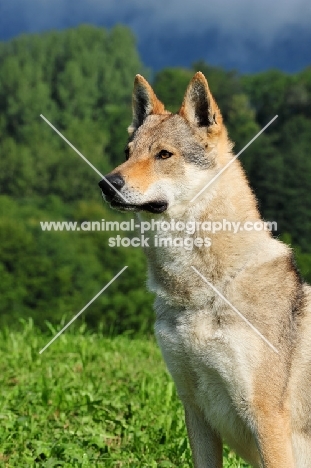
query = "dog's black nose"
(98, 173, 125, 198)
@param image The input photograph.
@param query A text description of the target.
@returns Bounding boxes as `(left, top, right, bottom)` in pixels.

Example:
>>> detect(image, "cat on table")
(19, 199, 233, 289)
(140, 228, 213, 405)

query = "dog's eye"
(157, 149, 173, 160)
(124, 147, 130, 161)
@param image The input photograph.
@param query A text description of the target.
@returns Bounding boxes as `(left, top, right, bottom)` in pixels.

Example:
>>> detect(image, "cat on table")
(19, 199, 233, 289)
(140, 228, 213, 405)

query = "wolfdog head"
(99, 72, 232, 215)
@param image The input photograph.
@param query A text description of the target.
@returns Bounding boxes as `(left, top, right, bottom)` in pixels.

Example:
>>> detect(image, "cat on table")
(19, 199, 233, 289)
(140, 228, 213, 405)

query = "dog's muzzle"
(98, 173, 168, 213)
(98, 173, 125, 201)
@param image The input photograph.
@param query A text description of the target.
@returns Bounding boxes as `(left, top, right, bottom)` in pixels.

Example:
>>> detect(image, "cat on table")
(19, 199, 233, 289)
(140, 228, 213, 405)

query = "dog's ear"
(179, 72, 222, 129)
(128, 75, 167, 135)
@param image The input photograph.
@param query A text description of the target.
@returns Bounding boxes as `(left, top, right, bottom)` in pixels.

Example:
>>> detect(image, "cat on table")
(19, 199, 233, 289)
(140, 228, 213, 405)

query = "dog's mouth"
(98, 177, 168, 213)
(110, 199, 168, 214)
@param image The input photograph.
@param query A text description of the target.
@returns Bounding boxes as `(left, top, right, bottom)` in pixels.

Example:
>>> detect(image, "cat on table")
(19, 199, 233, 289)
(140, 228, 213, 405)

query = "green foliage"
(153, 68, 194, 113)
(0, 25, 146, 199)
(242, 69, 292, 125)
(0, 195, 154, 332)
(0, 323, 250, 467)
(0, 26, 155, 331)
(240, 70, 311, 251)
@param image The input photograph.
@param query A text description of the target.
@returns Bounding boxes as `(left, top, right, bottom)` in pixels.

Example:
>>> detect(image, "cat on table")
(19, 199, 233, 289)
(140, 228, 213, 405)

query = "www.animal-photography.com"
(0, 1, 311, 466)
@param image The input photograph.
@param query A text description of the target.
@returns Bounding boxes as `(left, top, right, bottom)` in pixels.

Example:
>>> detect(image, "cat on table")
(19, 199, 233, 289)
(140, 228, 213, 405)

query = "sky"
(0, 0, 311, 73)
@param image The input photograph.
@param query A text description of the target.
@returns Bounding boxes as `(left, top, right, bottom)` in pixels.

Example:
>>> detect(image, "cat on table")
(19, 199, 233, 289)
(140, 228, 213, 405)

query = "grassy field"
(0, 321, 251, 467)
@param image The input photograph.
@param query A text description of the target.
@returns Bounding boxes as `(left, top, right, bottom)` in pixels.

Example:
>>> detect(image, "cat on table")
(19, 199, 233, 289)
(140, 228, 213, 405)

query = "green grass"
(0, 321, 251, 467)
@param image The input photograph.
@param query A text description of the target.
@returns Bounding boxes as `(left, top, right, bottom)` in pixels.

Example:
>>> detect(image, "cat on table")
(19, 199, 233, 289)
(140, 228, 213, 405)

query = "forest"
(0, 24, 311, 332)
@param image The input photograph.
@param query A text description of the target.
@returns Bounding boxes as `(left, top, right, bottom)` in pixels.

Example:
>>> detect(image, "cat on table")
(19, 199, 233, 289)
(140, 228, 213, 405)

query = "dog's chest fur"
(154, 296, 260, 463)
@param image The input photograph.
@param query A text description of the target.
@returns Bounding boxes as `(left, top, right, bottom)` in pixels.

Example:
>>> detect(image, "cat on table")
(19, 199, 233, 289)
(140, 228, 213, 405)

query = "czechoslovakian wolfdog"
(99, 72, 311, 467)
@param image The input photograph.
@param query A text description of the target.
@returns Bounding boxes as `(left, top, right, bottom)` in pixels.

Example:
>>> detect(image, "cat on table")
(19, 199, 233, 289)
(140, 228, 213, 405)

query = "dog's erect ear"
(179, 72, 222, 129)
(128, 75, 167, 135)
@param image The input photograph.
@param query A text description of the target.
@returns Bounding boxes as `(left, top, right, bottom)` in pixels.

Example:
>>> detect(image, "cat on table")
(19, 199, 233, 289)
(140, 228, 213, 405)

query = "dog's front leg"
(255, 410, 295, 468)
(184, 404, 222, 468)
